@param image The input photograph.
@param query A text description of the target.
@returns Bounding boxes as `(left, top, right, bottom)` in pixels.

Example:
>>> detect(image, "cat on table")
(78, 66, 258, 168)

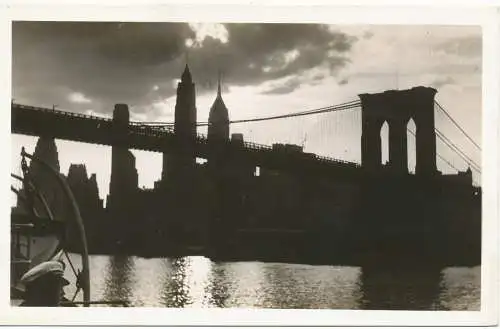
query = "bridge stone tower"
(360, 86, 438, 175)
(108, 104, 138, 211)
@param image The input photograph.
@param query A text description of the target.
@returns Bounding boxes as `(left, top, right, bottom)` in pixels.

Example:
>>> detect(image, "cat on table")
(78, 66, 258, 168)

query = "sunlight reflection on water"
(63, 254, 480, 310)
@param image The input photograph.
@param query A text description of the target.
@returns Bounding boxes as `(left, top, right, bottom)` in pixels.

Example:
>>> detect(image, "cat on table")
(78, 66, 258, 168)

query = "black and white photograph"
(3, 3, 499, 326)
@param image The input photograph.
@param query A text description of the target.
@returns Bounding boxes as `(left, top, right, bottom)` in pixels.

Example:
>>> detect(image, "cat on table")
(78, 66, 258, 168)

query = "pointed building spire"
(217, 69, 222, 97)
(181, 63, 192, 83)
(180, 48, 192, 83)
(208, 70, 229, 142)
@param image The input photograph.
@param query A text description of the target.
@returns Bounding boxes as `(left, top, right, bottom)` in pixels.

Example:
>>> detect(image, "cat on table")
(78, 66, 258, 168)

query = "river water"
(63, 254, 480, 310)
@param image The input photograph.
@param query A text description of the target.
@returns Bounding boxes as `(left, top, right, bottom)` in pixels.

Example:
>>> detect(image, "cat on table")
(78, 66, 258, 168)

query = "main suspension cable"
(435, 101, 481, 151)
(407, 129, 473, 173)
(435, 129, 481, 173)
(132, 100, 361, 127)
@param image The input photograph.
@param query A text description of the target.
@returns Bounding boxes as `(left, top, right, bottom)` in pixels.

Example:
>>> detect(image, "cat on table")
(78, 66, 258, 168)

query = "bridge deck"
(11, 103, 363, 180)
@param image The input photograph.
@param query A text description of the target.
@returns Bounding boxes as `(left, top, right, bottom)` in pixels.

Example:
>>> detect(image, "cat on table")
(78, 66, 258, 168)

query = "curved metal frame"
(11, 174, 54, 221)
(11, 186, 40, 217)
(18, 148, 90, 307)
(13, 174, 83, 296)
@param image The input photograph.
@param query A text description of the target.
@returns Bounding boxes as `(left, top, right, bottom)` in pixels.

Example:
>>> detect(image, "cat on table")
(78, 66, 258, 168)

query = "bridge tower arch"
(359, 86, 438, 175)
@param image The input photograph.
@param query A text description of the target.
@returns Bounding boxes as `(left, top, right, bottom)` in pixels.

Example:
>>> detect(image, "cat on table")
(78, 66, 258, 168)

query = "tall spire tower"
(175, 64, 197, 139)
(208, 70, 230, 142)
(217, 69, 222, 96)
(162, 63, 198, 183)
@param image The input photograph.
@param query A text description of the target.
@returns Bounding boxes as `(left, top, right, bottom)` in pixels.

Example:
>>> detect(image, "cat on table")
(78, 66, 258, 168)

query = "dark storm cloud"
(12, 22, 355, 116)
(13, 21, 195, 65)
(13, 21, 194, 114)
(209, 23, 353, 86)
(188, 24, 353, 97)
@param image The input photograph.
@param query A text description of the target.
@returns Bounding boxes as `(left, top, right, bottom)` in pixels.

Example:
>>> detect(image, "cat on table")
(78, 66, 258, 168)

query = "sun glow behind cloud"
(68, 91, 92, 104)
(189, 23, 229, 45)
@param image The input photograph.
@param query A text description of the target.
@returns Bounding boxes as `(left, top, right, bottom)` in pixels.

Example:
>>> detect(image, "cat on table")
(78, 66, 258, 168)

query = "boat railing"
(11, 148, 133, 308)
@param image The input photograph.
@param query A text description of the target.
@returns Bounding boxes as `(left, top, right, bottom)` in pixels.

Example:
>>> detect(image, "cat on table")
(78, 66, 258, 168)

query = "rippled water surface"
(64, 254, 480, 310)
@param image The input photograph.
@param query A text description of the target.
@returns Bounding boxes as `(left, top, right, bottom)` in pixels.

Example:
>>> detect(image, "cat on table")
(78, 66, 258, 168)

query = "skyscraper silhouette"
(163, 64, 197, 182)
(208, 71, 229, 142)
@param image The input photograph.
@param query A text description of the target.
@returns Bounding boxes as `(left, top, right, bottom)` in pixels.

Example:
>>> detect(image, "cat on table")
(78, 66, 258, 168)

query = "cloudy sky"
(11, 22, 482, 200)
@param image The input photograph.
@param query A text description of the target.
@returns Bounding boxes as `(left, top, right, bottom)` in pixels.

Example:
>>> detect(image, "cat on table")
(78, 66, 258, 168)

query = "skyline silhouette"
(11, 23, 482, 201)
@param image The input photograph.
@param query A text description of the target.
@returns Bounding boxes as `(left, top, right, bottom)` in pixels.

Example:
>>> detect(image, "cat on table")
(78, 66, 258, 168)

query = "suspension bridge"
(11, 87, 480, 185)
(11, 85, 482, 266)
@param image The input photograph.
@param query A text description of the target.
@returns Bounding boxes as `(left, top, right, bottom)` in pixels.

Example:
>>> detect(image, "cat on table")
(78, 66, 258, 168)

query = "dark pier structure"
(11, 65, 481, 267)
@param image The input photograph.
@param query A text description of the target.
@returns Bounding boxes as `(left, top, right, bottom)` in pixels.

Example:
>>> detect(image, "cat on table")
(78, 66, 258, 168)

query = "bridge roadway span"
(12, 103, 370, 180)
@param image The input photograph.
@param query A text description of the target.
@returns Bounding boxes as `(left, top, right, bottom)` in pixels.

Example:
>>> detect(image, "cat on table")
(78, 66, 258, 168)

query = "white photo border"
(0, 2, 498, 326)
